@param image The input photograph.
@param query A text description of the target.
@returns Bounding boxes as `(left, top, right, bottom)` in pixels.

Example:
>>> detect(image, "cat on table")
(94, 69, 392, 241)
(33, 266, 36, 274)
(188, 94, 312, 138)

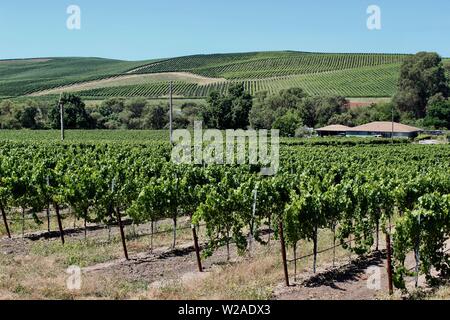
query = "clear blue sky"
(1, 0, 449, 60)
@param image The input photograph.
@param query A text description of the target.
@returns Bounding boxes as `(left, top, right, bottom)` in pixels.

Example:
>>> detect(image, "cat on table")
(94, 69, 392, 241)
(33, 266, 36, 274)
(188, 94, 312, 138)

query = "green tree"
(394, 52, 449, 118)
(17, 105, 40, 129)
(94, 98, 125, 128)
(330, 102, 400, 127)
(49, 94, 94, 129)
(202, 91, 230, 128)
(0, 100, 20, 129)
(272, 111, 302, 137)
(125, 98, 147, 118)
(230, 84, 253, 129)
(143, 104, 168, 129)
(424, 95, 450, 129)
(181, 102, 203, 127)
(313, 96, 349, 127)
(249, 88, 307, 129)
(298, 98, 316, 127)
(203, 83, 252, 129)
(249, 91, 276, 129)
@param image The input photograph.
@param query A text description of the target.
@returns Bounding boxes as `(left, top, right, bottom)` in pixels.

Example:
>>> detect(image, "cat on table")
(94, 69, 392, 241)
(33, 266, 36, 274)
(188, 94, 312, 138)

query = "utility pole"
(59, 93, 65, 141)
(169, 81, 174, 145)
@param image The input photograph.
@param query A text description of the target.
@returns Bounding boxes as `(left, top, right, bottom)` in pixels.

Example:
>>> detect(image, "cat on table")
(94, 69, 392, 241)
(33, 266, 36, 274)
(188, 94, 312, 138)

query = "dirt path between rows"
(2, 221, 447, 300)
(82, 238, 241, 292)
(274, 241, 449, 300)
(275, 251, 388, 300)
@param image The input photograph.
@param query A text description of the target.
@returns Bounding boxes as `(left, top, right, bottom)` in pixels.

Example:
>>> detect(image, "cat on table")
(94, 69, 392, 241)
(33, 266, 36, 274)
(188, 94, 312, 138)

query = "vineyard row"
(1, 142, 449, 291)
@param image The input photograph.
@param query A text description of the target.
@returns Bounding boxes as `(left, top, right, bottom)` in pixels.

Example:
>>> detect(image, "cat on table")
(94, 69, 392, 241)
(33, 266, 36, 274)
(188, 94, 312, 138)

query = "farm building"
(316, 125, 350, 137)
(345, 122, 423, 138)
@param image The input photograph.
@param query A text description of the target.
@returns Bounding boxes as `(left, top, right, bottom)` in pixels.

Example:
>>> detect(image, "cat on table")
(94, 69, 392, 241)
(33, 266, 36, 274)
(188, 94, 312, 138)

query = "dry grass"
(427, 286, 450, 300)
(143, 229, 354, 300)
(145, 246, 281, 300)
(0, 218, 202, 299)
(1, 222, 368, 300)
(0, 251, 149, 299)
(0, 252, 74, 299)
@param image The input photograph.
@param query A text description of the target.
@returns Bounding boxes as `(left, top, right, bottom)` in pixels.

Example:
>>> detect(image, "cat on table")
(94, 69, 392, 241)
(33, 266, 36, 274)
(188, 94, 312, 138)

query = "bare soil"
(274, 241, 447, 300)
(1, 221, 447, 300)
(84, 240, 239, 289)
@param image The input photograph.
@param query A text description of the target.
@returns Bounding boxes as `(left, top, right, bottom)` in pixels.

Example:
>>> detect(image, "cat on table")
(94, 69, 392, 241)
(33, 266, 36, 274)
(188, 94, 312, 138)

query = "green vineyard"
(0, 52, 447, 99)
(78, 63, 401, 98)
(131, 51, 408, 79)
(1, 136, 449, 295)
(0, 57, 158, 98)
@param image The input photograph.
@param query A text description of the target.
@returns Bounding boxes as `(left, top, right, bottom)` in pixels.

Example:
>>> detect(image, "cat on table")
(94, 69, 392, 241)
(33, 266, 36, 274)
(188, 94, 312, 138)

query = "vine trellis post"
(112, 178, 129, 260)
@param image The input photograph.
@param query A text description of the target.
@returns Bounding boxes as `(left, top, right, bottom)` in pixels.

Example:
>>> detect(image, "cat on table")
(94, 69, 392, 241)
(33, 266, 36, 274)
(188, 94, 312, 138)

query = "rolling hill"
(0, 51, 447, 99)
(129, 51, 407, 79)
(0, 57, 158, 98)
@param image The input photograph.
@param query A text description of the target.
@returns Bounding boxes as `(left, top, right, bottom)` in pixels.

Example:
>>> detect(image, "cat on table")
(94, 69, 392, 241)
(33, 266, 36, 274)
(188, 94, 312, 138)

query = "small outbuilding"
(345, 122, 423, 138)
(316, 125, 350, 137)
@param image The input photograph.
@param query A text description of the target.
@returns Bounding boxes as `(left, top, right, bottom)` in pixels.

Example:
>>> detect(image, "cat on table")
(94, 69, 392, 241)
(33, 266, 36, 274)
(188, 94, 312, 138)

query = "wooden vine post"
(1, 205, 11, 239)
(116, 207, 129, 260)
(414, 214, 421, 288)
(279, 221, 290, 287)
(191, 223, 203, 272)
(249, 184, 258, 254)
(112, 179, 129, 260)
(53, 203, 65, 245)
(46, 176, 51, 233)
(385, 231, 394, 295)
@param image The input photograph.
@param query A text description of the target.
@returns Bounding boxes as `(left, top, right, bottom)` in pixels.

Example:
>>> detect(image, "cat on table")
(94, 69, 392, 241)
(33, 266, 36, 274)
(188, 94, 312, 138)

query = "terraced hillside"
(0, 51, 429, 99)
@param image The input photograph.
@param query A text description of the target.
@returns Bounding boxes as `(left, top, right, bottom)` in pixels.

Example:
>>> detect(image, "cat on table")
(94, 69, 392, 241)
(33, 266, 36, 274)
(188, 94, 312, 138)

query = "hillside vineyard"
(0, 52, 416, 98)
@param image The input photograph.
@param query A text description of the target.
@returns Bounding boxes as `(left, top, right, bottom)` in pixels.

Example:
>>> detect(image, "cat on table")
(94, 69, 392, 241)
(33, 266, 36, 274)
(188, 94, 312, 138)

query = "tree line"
(0, 52, 449, 133)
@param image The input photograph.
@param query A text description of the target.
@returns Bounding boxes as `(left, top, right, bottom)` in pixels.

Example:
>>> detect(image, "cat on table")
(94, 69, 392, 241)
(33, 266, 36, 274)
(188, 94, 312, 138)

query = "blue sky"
(1, 0, 449, 60)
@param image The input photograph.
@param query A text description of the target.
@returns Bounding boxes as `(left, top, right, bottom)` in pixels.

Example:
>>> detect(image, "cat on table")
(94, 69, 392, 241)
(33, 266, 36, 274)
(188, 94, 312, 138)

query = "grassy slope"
(4, 52, 449, 99)
(0, 57, 158, 97)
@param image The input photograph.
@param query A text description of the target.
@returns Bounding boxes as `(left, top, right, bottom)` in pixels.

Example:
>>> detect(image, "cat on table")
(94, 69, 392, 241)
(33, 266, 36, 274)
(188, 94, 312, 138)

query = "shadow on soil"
(302, 250, 387, 289)
(24, 219, 134, 241)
